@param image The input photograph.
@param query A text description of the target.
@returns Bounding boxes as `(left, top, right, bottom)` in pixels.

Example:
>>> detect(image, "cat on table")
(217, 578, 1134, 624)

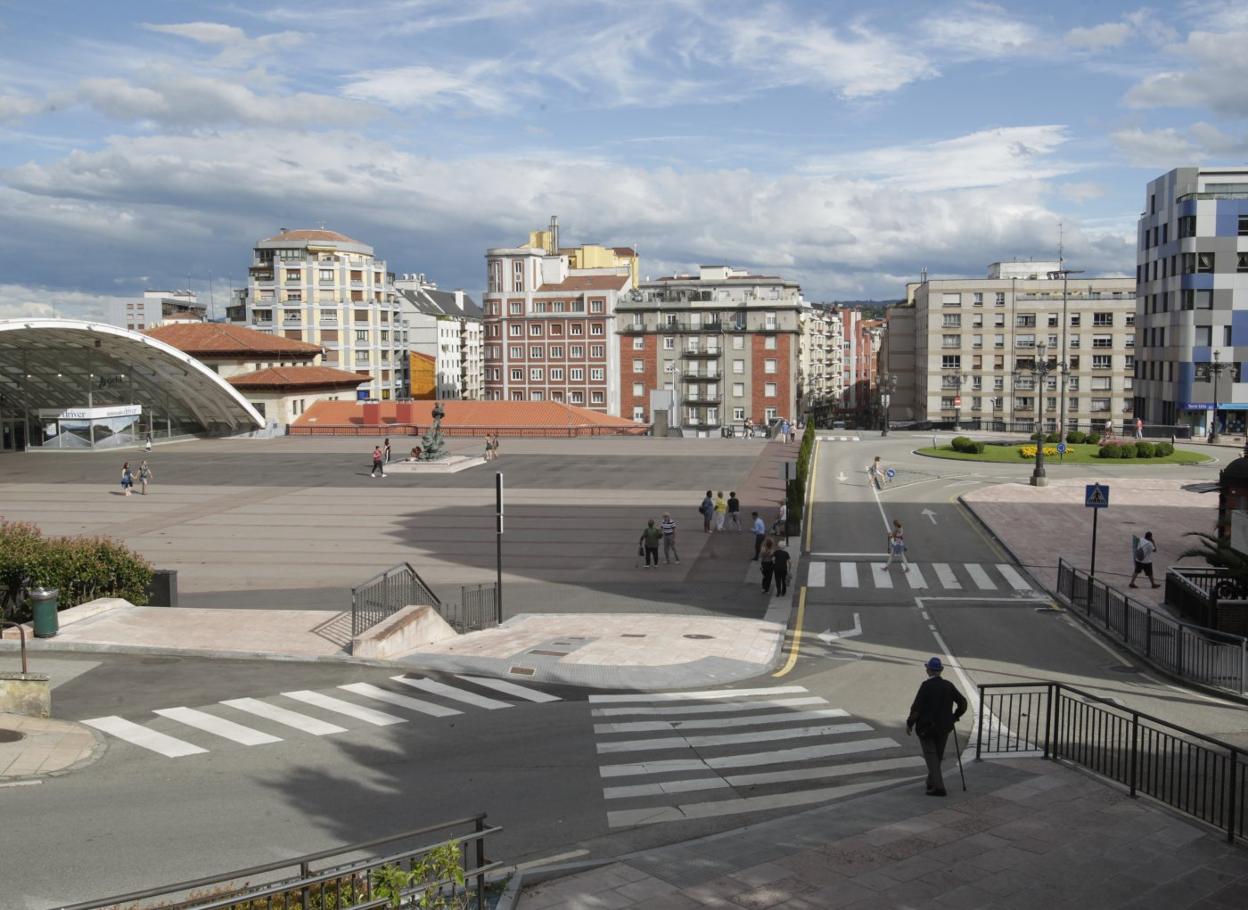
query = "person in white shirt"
(1129, 531, 1160, 588)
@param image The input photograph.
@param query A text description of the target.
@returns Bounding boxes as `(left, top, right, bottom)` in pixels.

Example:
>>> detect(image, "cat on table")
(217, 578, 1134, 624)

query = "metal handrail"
(351, 561, 441, 638)
(976, 682, 1246, 844)
(0, 620, 28, 673)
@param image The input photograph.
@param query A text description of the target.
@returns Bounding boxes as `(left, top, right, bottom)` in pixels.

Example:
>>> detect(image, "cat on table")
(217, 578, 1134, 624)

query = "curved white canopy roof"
(0, 318, 263, 434)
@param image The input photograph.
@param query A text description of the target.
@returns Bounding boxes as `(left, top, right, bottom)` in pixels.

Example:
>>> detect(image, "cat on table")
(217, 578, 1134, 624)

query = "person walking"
(370, 445, 386, 478)
(906, 657, 968, 797)
(137, 459, 153, 496)
(491, 433, 501, 460)
(483, 435, 493, 461)
(780, 418, 790, 442)
(120, 462, 133, 496)
(751, 511, 766, 560)
(1135, 417, 1144, 440)
(760, 538, 776, 593)
(700, 490, 715, 533)
(660, 513, 680, 564)
(772, 500, 788, 536)
(714, 491, 728, 531)
(885, 519, 906, 566)
(772, 541, 791, 595)
(1130, 530, 1161, 589)
(727, 491, 741, 530)
(144, 432, 153, 453)
(639, 519, 662, 568)
(383, 438, 392, 464)
(868, 456, 885, 490)
(743, 417, 753, 439)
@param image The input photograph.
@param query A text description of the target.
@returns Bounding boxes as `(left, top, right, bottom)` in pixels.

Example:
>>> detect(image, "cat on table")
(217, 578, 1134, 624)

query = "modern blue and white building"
(1135, 167, 1248, 436)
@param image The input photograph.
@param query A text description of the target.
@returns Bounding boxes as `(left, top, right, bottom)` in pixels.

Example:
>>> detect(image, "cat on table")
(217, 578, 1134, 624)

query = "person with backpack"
(639, 519, 663, 568)
(700, 490, 714, 533)
(1130, 531, 1160, 589)
(906, 656, 968, 797)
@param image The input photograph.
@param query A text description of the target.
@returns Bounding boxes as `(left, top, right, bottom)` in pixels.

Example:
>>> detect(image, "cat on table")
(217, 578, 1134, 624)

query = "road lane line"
(965, 563, 995, 590)
(871, 563, 894, 588)
(596, 722, 873, 753)
(840, 563, 859, 588)
(282, 691, 406, 726)
(594, 708, 849, 734)
(340, 683, 462, 717)
(598, 736, 903, 778)
(454, 675, 561, 703)
(153, 707, 282, 746)
(591, 696, 827, 717)
(902, 563, 928, 589)
(221, 698, 347, 736)
(592, 685, 809, 704)
(391, 677, 512, 710)
(82, 716, 207, 757)
(808, 562, 826, 587)
(996, 563, 1032, 591)
(933, 563, 960, 590)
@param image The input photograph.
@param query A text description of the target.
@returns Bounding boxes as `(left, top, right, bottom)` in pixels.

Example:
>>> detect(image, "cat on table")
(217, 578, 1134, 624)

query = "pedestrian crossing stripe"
(817, 436, 860, 442)
(807, 560, 1031, 592)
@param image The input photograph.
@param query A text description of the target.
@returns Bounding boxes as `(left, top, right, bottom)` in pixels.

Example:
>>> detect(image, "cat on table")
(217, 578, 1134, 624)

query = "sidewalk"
(516, 757, 1248, 909)
(0, 714, 103, 782)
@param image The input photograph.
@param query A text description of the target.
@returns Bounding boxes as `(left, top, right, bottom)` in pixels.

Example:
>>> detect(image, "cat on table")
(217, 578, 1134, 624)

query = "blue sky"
(1, 0, 1246, 318)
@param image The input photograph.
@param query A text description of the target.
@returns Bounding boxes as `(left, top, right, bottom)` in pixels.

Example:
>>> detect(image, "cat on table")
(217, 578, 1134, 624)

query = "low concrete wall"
(352, 605, 458, 660)
(0, 672, 51, 717)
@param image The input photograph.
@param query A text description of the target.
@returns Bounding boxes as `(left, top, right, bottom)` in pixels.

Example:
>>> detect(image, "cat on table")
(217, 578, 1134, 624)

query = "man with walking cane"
(905, 657, 968, 796)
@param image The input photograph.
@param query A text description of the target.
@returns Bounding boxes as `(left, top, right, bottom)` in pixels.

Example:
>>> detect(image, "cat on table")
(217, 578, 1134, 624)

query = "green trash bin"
(29, 586, 59, 638)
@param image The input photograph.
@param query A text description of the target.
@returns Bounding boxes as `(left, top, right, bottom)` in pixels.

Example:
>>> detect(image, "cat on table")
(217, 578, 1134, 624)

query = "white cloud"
(142, 21, 304, 67)
(1109, 127, 1202, 167)
(342, 63, 512, 112)
(1064, 22, 1132, 50)
(0, 284, 135, 321)
(0, 92, 43, 122)
(1124, 29, 1248, 117)
(802, 126, 1076, 191)
(1058, 181, 1107, 203)
(921, 3, 1041, 59)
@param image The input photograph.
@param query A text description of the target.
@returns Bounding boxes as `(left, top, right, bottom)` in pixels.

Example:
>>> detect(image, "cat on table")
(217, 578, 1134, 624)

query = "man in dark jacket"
(906, 657, 967, 796)
(771, 542, 791, 595)
(700, 491, 714, 533)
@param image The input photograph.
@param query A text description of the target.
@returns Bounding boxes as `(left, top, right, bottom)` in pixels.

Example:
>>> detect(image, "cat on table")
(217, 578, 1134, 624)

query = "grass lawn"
(917, 442, 1212, 465)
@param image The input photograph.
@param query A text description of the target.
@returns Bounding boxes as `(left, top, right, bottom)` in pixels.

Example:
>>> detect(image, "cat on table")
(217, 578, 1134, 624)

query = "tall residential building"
(482, 217, 637, 412)
(227, 228, 404, 401)
(886, 260, 1135, 430)
(834, 308, 882, 418)
(394, 273, 484, 400)
(1135, 167, 1248, 435)
(882, 303, 917, 422)
(615, 266, 803, 432)
(109, 290, 206, 332)
(799, 304, 844, 423)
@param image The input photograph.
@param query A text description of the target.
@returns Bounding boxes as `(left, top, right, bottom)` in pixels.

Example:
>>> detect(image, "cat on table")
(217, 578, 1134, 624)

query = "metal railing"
(976, 683, 1247, 844)
(1056, 559, 1248, 696)
(289, 424, 645, 438)
(59, 815, 501, 910)
(437, 584, 499, 634)
(351, 562, 441, 638)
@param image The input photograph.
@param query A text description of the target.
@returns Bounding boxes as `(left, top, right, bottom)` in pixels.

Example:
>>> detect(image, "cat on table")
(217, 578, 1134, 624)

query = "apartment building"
(834, 308, 883, 418)
(227, 228, 405, 401)
(394, 273, 484, 400)
(615, 266, 802, 432)
(1134, 167, 1248, 436)
(109, 290, 206, 332)
(482, 217, 637, 413)
(799, 304, 844, 423)
(890, 260, 1135, 430)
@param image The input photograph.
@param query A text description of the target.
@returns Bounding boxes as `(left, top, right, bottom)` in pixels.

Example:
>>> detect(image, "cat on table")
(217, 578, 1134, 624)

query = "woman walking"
(137, 460, 153, 495)
(120, 462, 134, 496)
(760, 538, 776, 593)
(885, 519, 906, 567)
(383, 438, 392, 464)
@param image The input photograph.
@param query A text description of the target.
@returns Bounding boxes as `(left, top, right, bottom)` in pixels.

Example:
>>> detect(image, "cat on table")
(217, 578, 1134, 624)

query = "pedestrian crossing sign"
(1085, 483, 1110, 508)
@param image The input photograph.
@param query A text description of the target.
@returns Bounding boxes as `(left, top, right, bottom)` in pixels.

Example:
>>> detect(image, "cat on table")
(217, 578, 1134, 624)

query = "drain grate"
(508, 666, 536, 677)
(0, 730, 25, 744)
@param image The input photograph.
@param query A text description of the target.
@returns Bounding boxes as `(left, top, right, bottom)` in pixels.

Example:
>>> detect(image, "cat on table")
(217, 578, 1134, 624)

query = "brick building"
(615, 266, 803, 433)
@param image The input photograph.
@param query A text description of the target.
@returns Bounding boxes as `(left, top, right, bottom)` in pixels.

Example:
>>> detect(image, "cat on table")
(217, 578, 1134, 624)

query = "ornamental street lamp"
(1210, 350, 1228, 443)
(1028, 343, 1054, 487)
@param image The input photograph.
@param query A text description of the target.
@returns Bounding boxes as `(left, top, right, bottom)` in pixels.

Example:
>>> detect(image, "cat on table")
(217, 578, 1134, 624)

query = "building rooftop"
(261, 228, 361, 244)
(537, 274, 632, 293)
(227, 366, 369, 391)
(146, 323, 322, 358)
(395, 286, 483, 318)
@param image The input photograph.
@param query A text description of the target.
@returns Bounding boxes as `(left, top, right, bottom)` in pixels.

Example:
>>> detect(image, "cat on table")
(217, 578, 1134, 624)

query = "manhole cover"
(683, 633, 714, 640)
(0, 730, 25, 744)
(1107, 665, 1140, 674)
(508, 666, 535, 677)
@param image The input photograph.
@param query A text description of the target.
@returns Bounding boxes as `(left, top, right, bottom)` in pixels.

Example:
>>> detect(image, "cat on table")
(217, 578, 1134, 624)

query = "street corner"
(0, 713, 108, 784)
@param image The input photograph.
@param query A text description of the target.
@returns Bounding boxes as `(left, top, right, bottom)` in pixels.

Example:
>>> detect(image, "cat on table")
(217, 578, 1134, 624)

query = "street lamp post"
(880, 373, 897, 437)
(1210, 350, 1227, 444)
(1030, 344, 1052, 487)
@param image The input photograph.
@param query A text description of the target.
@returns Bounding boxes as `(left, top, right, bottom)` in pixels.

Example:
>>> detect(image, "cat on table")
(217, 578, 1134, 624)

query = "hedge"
(0, 519, 152, 622)
(1066, 431, 1086, 444)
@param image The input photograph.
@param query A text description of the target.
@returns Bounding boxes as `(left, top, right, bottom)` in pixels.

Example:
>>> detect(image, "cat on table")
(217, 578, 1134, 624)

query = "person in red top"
(370, 445, 386, 478)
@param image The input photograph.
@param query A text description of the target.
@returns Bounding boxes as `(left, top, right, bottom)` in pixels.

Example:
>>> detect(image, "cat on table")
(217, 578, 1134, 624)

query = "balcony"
(683, 349, 721, 358)
(619, 323, 647, 334)
(684, 372, 721, 382)
(684, 392, 722, 404)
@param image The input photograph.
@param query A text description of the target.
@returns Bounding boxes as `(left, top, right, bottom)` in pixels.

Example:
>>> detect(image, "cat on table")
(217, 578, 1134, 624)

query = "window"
(972, 292, 983, 307)
(1092, 312, 1113, 327)
(994, 292, 1005, 306)
(733, 359, 745, 374)
(993, 334, 1005, 349)
(1068, 377, 1080, 391)
(590, 299, 604, 313)
(570, 367, 584, 381)
(1092, 355, 1112, 370)
(943, 314, 962, 328)
(732, 383, 745, 397)
(529, 324, 543, 336)
(971, 315, 983, 328)
(764, 311, 778, 330)
(1091, 397, 1110, 413)
(764, 359, 777, 374)
(733, 407, 746, 421)
(764, 336, 777, 350)
(1091, 376, 1111, 391)
(765, 382, 777, 397)
(733, 335, 745, 350)
(550, 323, 563, 336)
(530, 346, 543, 358)
(570, 391, 584, 404)
(1047, 314, 1059, 327)
(550, 367, 564, 380)
(354, 351, 369, 365)
(633, 359, 644, 373)
(972, 334, 983, 349)
(632, 383, 644, 396)
(1070, 314, 1081, 327)
(355, 329, 368, 342)
(1238, 215, 1248, 237)
(549, 345, 563, 358)
(590, 344, 604, 357)
(590, 368, 604, 381)
(941, 397, 956, 410)
(509, 324, 522, 337)
(941, 355, 961, 369)
(319, 268, 335, 283)
(764, 407, 777, 421)
(1238, 253, 1248, 274)
(1092, 334, 1112, 349)
(943, 334, 960, 348)
(1016, 314, 1035, 328)
(662, 336, 675, 350)
(512, 260, 524, 292)
(1198, 253, 1214, 274)
(994, 314, 1005, 327)
(993, 376, 1004, 391)
(570, 345, 583, 358)
(530, 368, 543, 381)
(569, 324, 583, 336)
(942, 293, 961, 307)
(1195, 326, 1212, 347)
(590, 323, 604, 336)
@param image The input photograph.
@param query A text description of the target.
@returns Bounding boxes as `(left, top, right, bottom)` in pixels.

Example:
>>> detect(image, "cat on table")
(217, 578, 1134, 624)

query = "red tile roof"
(292, 400, 644, 433)
(262, 228, 360, 244)
(409, 351, 436, 364)
(227, 366, 369, 391)
(612, 247, 637, 258)
(146, 323, 322, 358)
(536, 274, 631, 293)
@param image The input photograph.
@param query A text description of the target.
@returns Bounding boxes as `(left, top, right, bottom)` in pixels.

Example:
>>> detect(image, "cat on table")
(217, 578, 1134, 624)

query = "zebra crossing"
(806, 560, 1033, 593)
(589, 685, 923, 828)
(818, 435, 860, 442)
(82, 674, 559, 759)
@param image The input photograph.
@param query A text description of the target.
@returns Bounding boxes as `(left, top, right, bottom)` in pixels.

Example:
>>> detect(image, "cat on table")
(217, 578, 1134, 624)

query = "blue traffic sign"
(885, 467, 897, 479)
(1085, 483, 1110, 509)
(1057, 442, 1067, 455)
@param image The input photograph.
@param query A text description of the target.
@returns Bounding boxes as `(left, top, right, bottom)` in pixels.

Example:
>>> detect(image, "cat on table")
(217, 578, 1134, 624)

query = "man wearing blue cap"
(906, 656, 968, 796)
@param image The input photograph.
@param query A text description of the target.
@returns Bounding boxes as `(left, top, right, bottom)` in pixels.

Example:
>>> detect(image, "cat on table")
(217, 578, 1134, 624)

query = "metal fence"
(977, 683, 1247, 844)
(886, 419, 1192, 439)
(351, 562, 441, 638)
(1056, 558, 1248, 696)
(441, 584, 499, 634)
(59, 814, 501, 910)
(289, 424, 644, 438)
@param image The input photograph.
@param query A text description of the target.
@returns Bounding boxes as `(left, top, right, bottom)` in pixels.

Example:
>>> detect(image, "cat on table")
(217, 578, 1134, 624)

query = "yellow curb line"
(772, 586, 806, 678)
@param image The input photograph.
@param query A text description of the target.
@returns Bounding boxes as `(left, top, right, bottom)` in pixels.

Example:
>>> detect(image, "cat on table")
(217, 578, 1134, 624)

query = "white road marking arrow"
(837, 471, 848, 482)
(921, 508, 938, 524)
(817, 613, 862, 644)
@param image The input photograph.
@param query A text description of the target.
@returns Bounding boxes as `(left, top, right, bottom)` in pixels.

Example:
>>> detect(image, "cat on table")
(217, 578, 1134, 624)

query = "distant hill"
(817, 299, 903, 320)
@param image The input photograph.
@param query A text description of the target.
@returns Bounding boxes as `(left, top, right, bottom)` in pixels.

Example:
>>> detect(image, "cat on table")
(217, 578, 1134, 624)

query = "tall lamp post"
(952, 372, 968, 431)
(1028, 343, 1054, 487)
(1209, 350, 1227, 444)
(880, 373, 897, 437)
(1047, 265, 1084, 436)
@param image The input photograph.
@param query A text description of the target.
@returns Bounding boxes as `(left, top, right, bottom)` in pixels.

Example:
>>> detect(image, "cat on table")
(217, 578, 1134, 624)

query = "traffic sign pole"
(1090, 507, 1098, 579)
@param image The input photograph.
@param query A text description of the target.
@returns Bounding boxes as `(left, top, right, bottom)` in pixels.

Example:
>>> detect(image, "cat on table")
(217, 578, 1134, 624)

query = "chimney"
(454, 289, 465, 311)
(549, 215, 559, 254)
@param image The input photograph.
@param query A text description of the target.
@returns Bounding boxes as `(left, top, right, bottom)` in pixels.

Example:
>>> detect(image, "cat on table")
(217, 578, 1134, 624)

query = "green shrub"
(1098, 443, 1120, 459)
(1118, 444, 1136, 459)
(1030, 432, 1044, 441)
(971, 441, 986, 454)
(1086, 433, 1100, 445)
(1045, 432, 1061, 443)
(951, 435, 973, 452)
(1066, 431, 1086, 444)
(1135, 442, 1156, 458)
(1156, 441, 1175, 456)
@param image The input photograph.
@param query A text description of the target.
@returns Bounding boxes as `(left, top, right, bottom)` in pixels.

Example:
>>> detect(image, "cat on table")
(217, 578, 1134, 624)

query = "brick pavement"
(0, 714, 102, 781)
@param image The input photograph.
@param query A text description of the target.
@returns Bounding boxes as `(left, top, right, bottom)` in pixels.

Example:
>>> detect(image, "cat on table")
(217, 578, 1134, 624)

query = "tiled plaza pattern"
(519, 758, 1248, 910)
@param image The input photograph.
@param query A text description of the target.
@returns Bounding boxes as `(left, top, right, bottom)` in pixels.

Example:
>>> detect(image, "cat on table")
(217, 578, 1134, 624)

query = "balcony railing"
(684, 372, 721, 382)
(683, 349, 721, 358)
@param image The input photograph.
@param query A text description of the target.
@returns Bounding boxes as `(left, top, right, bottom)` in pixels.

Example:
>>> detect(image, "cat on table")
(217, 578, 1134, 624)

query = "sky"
(0, 0, 1246, 320)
